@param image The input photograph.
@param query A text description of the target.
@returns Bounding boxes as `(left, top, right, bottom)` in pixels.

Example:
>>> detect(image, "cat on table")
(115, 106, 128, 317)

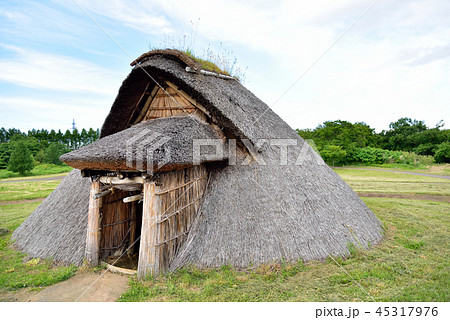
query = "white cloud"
(0, 44, 118, 95)
(1, 0, 449, 132)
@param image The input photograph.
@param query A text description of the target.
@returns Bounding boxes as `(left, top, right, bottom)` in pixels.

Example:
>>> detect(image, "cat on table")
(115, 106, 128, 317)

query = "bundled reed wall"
(138, 165, 208, 278)
(157, 165, 208, 271)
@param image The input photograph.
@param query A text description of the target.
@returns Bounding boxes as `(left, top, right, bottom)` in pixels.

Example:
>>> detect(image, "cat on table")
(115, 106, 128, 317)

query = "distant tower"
(71, 119, 77, 132)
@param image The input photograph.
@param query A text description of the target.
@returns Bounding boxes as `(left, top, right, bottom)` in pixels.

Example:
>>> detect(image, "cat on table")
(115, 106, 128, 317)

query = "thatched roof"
(12, 170, 90, 265)
(13, 49, 383, 268)
(60, 116, 226, 172)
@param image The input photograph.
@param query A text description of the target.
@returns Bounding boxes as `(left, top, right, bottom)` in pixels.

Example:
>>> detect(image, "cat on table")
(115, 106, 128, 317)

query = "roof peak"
(131, 49, 231, 76)
(131, 49, 200, 69)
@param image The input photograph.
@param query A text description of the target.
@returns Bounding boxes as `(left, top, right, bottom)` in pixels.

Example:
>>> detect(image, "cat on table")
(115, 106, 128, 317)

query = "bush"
(319, 145, 347, 166)
(350, 147, 402, 165)
(434, 142, 450, 163)
(7, 140, 35, 175)
(398, 151, 435, 166)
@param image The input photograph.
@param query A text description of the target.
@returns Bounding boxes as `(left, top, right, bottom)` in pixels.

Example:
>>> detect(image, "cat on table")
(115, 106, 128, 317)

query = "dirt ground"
(2, 271, 129, 302)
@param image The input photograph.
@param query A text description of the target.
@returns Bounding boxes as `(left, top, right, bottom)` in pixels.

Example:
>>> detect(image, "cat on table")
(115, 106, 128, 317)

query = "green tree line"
(297, 117, 450, 166)
(0, 127, 99, 173)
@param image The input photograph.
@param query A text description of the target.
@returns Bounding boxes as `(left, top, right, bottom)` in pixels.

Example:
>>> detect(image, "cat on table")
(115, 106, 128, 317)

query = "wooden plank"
(85, 181, 102, 266)
(100, 261, 137, 275)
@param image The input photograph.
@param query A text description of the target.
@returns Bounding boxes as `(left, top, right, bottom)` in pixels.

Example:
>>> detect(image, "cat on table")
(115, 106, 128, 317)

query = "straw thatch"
(12, 170, 91, 265)
(12, 49, 383, 269)
(60, 116, 226, 172)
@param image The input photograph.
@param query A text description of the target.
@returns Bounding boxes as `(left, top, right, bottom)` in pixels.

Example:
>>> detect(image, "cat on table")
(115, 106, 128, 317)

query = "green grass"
(335, 168, 450, 196)
(342, 163, 450, 176)
(0, 179, 63, 202)
(0, 164, 72, 180)
(0, 203, 77, 297)
(119, 198, 449, 301)
(184, 49, 231, 76)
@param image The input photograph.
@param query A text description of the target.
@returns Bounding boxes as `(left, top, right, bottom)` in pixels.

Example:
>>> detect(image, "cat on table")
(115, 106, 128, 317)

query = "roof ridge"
(130, 49, 201, 70)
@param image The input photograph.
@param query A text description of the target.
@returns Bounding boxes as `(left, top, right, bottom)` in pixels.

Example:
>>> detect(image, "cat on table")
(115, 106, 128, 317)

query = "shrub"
(434, 142, 450, 163)
(350, 147, 402, 165)
(319, 145, 347, 166)
(398, 152, 435, 166)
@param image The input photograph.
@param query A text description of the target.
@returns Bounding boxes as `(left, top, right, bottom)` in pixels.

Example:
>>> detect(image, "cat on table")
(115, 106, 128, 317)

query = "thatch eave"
(62, 116, 227, 172)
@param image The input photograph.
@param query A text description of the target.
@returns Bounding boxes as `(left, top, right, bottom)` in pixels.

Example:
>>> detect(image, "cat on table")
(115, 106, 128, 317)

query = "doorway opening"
(99, 188, 143, 271)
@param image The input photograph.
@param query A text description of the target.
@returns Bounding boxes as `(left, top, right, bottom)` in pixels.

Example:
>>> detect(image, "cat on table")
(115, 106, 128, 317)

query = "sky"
(0, 0, 449, 133)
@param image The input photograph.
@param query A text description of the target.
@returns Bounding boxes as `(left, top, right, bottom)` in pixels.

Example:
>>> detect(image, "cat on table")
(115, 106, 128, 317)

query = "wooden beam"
(99, 176, 144, 185)
(137, 181, 161, 279)
(123, 194, 143, 203)
(94, 188, 113, 199)
(134, 85, 159, 124)
(85, 181, 102, 266)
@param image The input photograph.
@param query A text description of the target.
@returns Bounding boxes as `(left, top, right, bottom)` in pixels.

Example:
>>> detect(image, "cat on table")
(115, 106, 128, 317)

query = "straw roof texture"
(60, 116, 226, 172)
(12, 170, 90, 265)
(13, 50, 383, 268)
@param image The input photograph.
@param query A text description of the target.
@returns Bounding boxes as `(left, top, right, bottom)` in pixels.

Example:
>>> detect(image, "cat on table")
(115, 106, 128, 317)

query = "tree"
(7, 140, 34, 175)
(44, 142, 66, 165)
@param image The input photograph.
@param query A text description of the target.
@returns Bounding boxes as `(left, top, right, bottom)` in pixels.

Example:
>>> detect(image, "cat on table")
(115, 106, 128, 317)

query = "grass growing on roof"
(184, 49, 230, 76)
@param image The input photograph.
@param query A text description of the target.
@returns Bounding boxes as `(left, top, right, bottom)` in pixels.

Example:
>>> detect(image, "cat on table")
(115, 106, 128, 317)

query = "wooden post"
(137, 181, 161, 279)
(85, 181, 102, 266)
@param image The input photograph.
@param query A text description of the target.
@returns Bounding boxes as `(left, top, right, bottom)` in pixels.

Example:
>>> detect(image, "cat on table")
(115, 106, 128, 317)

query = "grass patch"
(342, 163, 450, 176)
(0, 179, 62, 202)
(335, 169, 449, 196)
(0, 203, 76, 298)
(0, 164, 72, 180)
(119, 198, 449, 302)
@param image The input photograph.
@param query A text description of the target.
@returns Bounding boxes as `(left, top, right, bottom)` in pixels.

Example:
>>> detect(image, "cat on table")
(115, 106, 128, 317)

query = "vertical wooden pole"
(85, 181, 102, 266)
(137, 181, 160, 279)
(127, 200, 137, 256)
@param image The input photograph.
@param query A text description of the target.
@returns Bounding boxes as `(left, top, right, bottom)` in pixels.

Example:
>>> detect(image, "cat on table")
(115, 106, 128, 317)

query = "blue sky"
(0, 0, 449, 133)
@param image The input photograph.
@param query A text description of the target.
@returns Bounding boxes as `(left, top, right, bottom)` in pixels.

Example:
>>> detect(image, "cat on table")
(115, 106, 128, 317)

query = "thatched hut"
(12, 49, 383, 279)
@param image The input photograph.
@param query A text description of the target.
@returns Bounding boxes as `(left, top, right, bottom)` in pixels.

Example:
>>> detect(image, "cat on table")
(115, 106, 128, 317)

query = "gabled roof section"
(100, 50, 297, 145)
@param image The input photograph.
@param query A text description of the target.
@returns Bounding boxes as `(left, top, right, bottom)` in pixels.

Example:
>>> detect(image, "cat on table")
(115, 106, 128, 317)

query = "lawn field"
(0, 164, 72, 180)
(0, 168, 448, 301)
(335, 168, 450, 197)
